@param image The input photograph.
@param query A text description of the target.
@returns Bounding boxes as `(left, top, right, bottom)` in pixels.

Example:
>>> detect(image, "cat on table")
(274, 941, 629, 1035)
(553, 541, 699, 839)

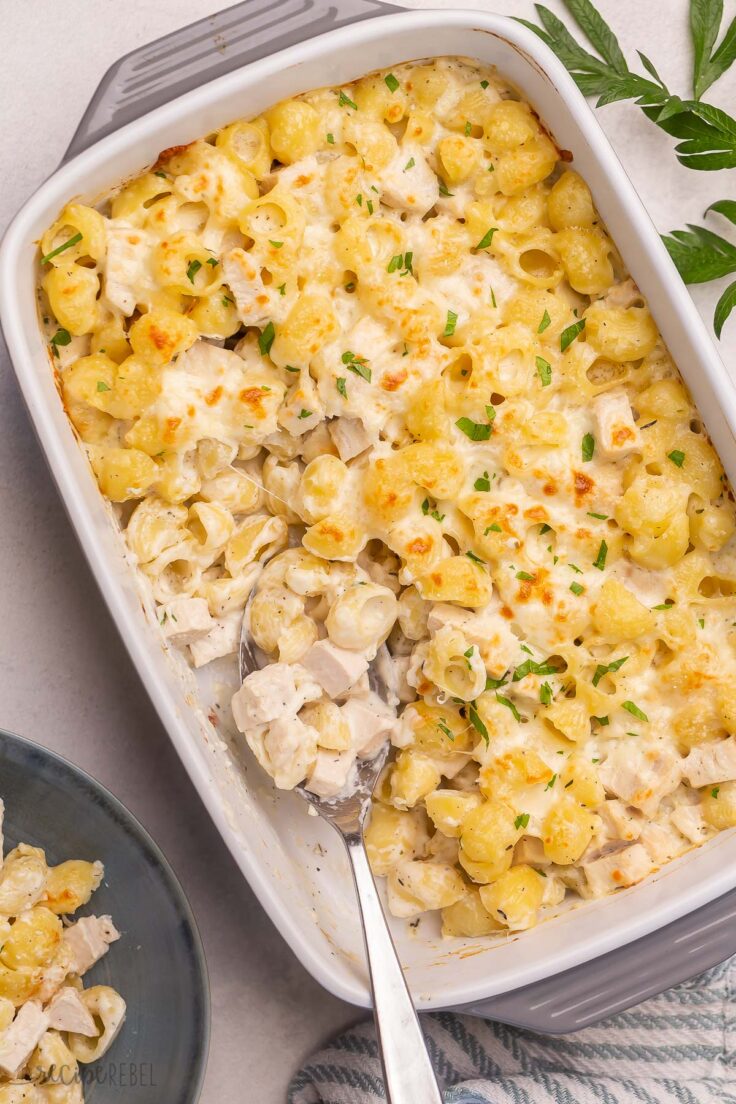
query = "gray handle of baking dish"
(62, 0, 736, 1035)
(64, 0, 403, 162)
(456, 885, 736, 1033)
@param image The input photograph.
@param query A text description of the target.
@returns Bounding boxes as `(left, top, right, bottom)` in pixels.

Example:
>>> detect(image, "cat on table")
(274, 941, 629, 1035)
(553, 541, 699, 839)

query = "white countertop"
(1, 2, 734, 1100)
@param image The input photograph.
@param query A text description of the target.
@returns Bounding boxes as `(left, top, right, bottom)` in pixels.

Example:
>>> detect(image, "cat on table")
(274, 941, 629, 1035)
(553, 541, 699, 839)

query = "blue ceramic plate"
(0, 728, 209, 1102)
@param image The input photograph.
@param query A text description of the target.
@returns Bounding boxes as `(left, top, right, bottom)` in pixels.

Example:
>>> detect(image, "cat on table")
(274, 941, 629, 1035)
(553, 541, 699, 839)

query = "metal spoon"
(240, 594, 443, 1104)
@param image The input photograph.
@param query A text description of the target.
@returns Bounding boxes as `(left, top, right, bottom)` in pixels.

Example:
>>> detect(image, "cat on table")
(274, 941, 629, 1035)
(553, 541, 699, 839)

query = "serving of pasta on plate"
(38, 56, 736, 940)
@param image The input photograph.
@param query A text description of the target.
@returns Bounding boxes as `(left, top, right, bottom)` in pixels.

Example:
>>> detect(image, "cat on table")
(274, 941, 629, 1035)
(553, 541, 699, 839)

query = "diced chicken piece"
(34, 942, 74, 1004)
(637, 820, 686, 864)
(513, 835, 550, 866)
(592, 389, 641, 460)
(300, 640, 369, 698)
(222, 248, 285, 327)
(554, 864, 595, 900)
(104, 224, 152, 316)
(305, 748, 357, 798)
(231, 663, 321, 730)
(541, 874, 566, 907)
(682, 737, 736, 788)
(598, 743, 681, 817)
(45, 987, 97, 1036)
(596, 799, 643, 842)
(62, 916, 120, 976)
(189, 611, 242, 668)
(380, 146, 439, 216)
(328, 417, 373, 462)
(583, 841, 652, 896)
(341, 694, 396, 758)
(0, 1003, 49, 1077)
(278, 373, 324, 437)
(159, 597, 213, 647)
(252, 714, 319, 790)
(601, 278, 642, 310)
(670, 803, 715, 844)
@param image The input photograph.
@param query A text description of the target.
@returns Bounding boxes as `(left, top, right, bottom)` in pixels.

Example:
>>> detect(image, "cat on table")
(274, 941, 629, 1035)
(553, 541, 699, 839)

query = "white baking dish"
(3, 5, 736, 1018)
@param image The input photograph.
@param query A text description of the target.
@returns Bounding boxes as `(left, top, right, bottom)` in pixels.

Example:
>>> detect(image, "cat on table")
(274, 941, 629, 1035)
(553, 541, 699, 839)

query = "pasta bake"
(39, 57, 736, 939)
(0, 800, 124, 1099)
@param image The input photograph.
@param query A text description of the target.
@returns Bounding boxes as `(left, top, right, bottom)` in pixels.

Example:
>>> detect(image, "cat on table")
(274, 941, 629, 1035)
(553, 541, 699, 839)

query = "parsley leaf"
(668, 449, 686, 467)
(297, 409, 312, 420)
(384, 73, 400, 93)
(50, 328, 71, 349)
(582, 432, 595, 462)
(593, 539, 608, 570)
(495, 693, 521, 722)
(536, 355, 552, 386)
(336, 377, 347, 398)
(468, 701, 489, 744)
(186, 259, 202, 284)
(258, 321, 275, 357)
(592, 655, 628, 687)
(456, 414, 492, 441)
(475, 227, 498, 250)
(538, 309, 552, 333)
(444, 309, 458, 337)
(570, 581, 584, 595)
(540, 682, 553, 705)
(560, 317, 586, 351)
(341, 350, 371, 382)
(622, 700, 649, 722)
(338, 90, 358, 109)
(474, 471, 491, 492)
(515, 813, 531, 830)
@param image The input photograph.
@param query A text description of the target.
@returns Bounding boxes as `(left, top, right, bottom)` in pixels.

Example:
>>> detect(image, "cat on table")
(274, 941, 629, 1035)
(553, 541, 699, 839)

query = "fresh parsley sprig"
(663, 201, 736, 336)
(519, 0, 736, 169)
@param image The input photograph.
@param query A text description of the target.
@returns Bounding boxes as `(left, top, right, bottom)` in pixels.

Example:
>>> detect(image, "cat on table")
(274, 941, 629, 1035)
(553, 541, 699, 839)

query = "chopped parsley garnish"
(540, 523, 552, 534)
(588, 511, 608, 520)
(338, 90, 358, 109)
(484, 523, 502, 534)
(592, 655, 628, 687)
(284, 364, 299, 373)
(668, 449, 685, 467)
(480, 79, 489, 89)
(385, 73, 400, 92)
(277, 283, 286, 296)
(465, 550, 487, 570)
(516, 571, 534, 581)
(495, 693, 521, 722)
(421, 498, 445, 523)
(464, 120, 472, 136)
(468, 701, 489, 744)
(545, 774, 557, 791)
(490, 287, 497, 308)
(96, 380, 111, 392)
(475, 227, 497, 251)
(568, 563, 583, 574)
(438, 180, 454, 197)
(711, 787, 720, 799)
(297, 409, 312, 420)
(186, 259, 202, 283)
(356, 193, 363, 206)
(513, 657, 558, 681)
(538, 309, 552, 333)
(222, 295, 235, 307)
(652, 600, 674, 610)
(404, 157, 416, 171)
(570, 581, 584, 595)
(699, 617, 705, 628)
(258, 321, 275, 356)
(437, 719, 455, 741)
(154, 171, 168, 179)
(540, 682, 553, 705)
(367, 199, 374, 215)
(474, 471, 491, 492)
(326, 132, 335, 144)
(593, 716, 609, 726)
(560, 317, 586, 351)
(336, 377, 347, 399)
(40, 232, 82, 265)
(581, 433, 595, 462)
(269, 240, 283, 249)
(444, 310, 458, 337)
(387, 253, 413, 275)
(485, 676, 508, 691)
(593, 540, 608, 571)
(456, 405, 495, 441)
(514, 813, 531, 830)
(341, 350, 371, 381)
(536, 356, 552, 387)
(622, 700, 648, 722)
(206, 256, 219, 266)
(50, 328, 71, 349)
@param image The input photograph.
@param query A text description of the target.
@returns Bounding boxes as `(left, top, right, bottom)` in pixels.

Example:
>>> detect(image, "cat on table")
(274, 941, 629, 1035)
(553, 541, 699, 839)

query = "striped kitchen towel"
(289, 958, 736, 1103)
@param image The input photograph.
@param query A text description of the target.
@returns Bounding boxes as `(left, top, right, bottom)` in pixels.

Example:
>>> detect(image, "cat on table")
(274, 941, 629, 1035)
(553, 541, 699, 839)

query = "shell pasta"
(40, 57, 736, 939)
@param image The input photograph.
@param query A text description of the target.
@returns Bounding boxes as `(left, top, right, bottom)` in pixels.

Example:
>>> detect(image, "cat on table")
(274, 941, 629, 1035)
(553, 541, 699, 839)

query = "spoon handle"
(346, 836, 444, 1104)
